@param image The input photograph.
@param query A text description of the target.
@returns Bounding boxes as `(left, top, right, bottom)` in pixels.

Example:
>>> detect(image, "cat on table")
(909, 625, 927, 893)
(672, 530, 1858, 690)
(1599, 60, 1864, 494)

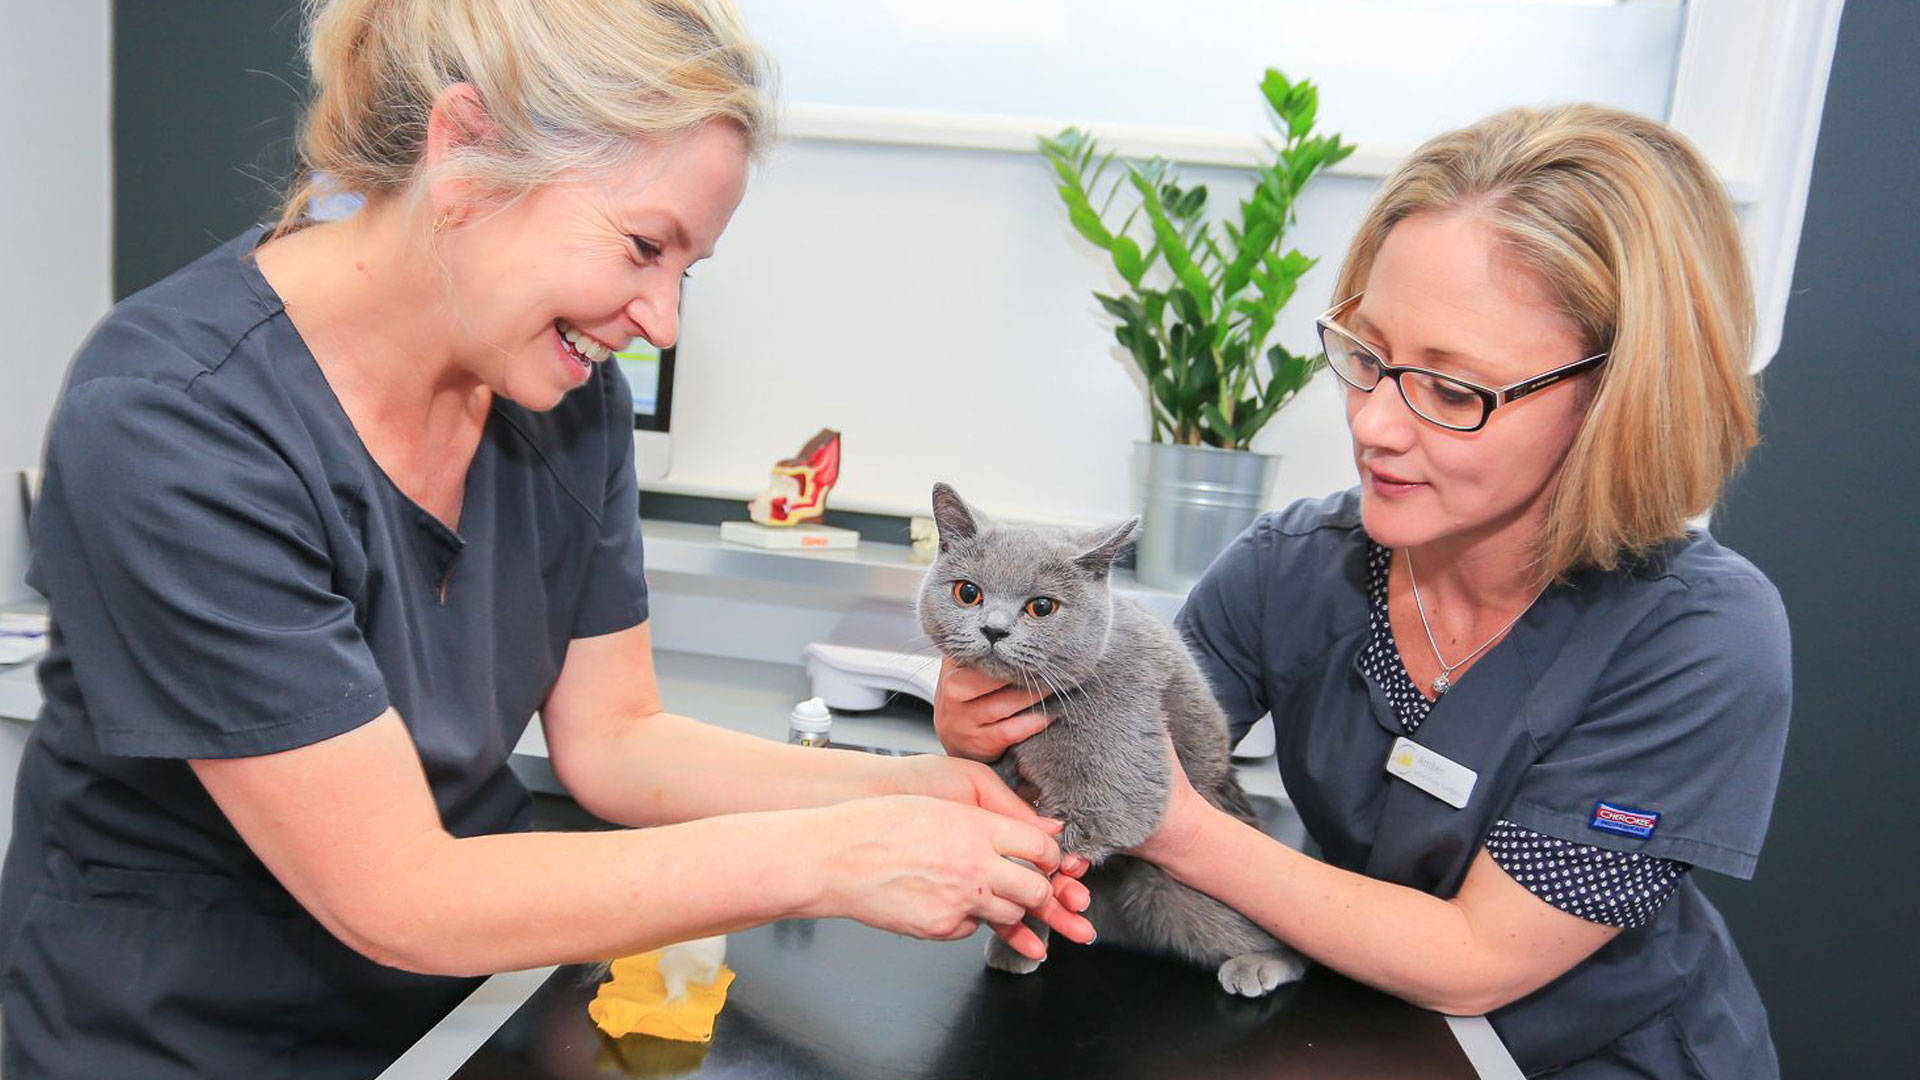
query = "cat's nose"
(980, 626, 1010, 644)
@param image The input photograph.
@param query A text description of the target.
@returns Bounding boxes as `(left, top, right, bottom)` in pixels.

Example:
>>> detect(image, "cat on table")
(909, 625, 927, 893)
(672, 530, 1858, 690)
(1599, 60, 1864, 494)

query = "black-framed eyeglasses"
(1314, 293, 1607, 433)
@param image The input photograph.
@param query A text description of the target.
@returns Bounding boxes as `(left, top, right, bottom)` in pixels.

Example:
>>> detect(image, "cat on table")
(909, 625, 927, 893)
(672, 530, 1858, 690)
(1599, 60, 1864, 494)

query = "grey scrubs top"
(0, 227, 650, 1080)
(1177, 490, 1791, 1079)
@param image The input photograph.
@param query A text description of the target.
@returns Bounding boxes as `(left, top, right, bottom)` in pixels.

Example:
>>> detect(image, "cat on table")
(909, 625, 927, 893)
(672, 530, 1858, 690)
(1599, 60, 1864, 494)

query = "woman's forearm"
(552, 709, 893, 826)
(358, 807, 825, 976)
(1151, 803, 1520, 1015)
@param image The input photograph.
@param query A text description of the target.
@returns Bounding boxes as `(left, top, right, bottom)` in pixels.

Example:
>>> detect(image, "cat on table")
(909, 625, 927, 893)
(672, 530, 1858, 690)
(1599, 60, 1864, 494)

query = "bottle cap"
(789, 696, 833, 734)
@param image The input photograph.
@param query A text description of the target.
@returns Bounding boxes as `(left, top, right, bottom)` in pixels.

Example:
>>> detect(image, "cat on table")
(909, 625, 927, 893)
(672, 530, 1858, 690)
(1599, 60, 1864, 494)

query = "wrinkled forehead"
(942, 527, 1087, 595)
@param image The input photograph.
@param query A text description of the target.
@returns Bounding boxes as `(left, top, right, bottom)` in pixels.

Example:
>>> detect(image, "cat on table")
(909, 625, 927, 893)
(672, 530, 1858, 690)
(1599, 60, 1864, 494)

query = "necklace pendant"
(1431, 672, 1452, 695)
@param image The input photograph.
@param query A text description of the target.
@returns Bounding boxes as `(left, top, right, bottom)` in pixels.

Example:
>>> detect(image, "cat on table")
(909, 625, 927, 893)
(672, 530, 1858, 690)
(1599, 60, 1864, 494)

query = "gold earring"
(433, 211, 453, 234)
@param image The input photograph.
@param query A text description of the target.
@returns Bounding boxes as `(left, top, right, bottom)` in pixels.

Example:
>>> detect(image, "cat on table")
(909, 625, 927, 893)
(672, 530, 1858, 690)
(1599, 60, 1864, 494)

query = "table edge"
(375, 965, 556, 1080)
(379, 963, 1525, 1079)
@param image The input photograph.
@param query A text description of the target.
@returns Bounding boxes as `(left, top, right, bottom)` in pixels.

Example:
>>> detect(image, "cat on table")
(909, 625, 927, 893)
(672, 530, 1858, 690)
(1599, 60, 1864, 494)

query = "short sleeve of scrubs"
(39, 375, 389, 759)
(568, 360, 650, 639)
(1177, 521, 1276, 740)
(1501, 572, 1792, 878)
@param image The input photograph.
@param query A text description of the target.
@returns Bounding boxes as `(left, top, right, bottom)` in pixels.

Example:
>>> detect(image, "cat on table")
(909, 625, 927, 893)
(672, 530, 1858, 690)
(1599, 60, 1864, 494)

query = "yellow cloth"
(588, 951, 736, 1043)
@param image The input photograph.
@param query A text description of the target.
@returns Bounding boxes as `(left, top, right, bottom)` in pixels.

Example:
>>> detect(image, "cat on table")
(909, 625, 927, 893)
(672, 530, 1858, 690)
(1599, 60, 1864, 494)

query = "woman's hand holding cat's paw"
(933, 658, 1052, 762)
(990, 866, 1098, 960)
(874, 752, 1096, 956)
(802, 795, 1086, 952)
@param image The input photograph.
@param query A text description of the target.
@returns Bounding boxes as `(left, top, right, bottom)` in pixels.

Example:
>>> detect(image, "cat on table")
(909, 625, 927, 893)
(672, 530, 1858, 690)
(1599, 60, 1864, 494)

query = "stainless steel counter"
(510, 648, 1287, 803)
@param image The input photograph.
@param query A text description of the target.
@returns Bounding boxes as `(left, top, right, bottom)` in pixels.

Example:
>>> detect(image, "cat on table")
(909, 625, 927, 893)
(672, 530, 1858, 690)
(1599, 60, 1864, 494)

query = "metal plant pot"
(1133, 440, 1279, 592)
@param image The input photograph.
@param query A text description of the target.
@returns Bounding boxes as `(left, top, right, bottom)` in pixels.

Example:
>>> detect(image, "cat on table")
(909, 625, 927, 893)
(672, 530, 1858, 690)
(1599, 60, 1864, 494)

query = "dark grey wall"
(1700, 2, 1920, 1076)
(112, 1, 305, 300)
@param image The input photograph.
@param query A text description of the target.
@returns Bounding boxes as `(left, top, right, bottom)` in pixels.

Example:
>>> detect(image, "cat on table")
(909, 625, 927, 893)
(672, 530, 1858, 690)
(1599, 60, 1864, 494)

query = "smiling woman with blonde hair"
(0, 3, 1091, 1077)
(939, 104, 1791, 1078)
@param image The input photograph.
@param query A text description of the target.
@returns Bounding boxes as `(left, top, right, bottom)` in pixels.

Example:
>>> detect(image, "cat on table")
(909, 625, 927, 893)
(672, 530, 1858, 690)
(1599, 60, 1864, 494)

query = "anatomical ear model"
(748, 428, 841, 527)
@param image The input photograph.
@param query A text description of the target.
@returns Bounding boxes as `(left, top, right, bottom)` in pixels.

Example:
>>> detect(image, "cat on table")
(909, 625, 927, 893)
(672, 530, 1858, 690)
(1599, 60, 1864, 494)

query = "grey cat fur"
(916, 483, 1307, 997)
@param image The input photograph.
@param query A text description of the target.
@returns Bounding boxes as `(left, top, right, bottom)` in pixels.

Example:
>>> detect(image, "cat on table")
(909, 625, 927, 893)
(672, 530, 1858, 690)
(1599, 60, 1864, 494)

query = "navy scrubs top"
(0, 227, 651, 1080)
(1177, 491, 1791, 1079)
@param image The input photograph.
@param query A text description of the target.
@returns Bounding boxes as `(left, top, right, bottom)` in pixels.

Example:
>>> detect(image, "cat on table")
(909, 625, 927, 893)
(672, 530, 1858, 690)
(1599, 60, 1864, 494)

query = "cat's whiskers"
(1029, 657, 1091, 729)
(997, 652, 1044, 712)
(1014, 667, 1046, 719)
(901, 644, 946, 682)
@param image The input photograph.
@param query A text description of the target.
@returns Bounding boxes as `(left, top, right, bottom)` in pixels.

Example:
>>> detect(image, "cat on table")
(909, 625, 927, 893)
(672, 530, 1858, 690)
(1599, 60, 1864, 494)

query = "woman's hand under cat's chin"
(932, 657, 1053, 762)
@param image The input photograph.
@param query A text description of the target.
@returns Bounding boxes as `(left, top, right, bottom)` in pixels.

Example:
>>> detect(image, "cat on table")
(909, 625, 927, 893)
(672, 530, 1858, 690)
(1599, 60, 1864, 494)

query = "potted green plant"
(1040, 68, 1353, 589)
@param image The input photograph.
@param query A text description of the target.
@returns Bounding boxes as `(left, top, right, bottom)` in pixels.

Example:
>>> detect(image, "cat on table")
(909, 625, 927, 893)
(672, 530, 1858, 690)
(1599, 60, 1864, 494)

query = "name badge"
(1384, 736, 1477, 809)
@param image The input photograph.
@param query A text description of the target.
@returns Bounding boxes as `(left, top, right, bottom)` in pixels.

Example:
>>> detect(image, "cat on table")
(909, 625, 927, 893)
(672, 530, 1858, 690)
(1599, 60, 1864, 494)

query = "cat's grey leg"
(982, 840, 1053, 976)
(1105, 858, 1310, 997)
(984, 915, 1050, 975)
(989, 751, 1022, 794)
(1025, 716, 1171, 863)
(1217, 948, 1310, 997)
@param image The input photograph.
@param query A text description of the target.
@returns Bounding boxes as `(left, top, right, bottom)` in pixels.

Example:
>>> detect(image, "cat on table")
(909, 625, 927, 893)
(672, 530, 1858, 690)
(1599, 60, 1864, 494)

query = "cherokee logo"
(1589, 802, 1660, 839)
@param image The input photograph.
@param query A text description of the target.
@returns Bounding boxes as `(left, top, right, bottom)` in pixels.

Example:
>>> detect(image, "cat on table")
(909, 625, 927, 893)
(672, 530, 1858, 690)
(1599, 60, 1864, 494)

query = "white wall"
(666, 140, 1370, 526)
(0, 0, 113, 601)
(0, 2, 1837, 542)
(654, 0, 1841, 527)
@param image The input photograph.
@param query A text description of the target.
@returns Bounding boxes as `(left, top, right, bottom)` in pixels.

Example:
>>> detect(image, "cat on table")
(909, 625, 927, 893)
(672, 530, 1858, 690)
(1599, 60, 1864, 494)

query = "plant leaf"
(1108, 235, 1146, 287)
(1040, 70, 1347, 449)
(1066, 197, 1114, 249)
(1260, 68, 1292, 121)
(1201, 402, 1235, 443)
(1142, 290, 1168, 327)
(1221, 213, 1280, 300)
(1117, 322, 1163, 379)
(1129, 165, 1215, 323)
(1095, 292, 1139, 322)
(1150, 373, 1180, 422)
(1286, 81, 1318, 140)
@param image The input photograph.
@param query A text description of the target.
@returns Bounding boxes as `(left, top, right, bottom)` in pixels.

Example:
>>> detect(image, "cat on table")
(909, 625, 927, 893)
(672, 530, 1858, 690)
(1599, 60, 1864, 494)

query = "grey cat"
(916, 483, 1308, 997)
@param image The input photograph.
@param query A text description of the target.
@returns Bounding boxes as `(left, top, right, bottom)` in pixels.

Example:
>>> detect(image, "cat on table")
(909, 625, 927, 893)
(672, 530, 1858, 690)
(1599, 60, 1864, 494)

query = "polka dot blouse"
(1360, 542, 1687, 929)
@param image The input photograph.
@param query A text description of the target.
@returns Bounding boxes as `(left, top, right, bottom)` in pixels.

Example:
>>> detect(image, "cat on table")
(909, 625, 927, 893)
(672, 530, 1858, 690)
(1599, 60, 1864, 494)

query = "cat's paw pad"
(984, 936, 1045, 976)
(1216, 949, 1308, 997)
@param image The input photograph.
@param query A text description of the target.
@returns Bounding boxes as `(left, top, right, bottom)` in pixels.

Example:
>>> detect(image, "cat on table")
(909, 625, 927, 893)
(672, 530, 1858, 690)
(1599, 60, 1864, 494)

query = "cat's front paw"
(1216, 948, 1309, 997)
(1053, 818, 1118, 865)
(984, 934, 1045, 976)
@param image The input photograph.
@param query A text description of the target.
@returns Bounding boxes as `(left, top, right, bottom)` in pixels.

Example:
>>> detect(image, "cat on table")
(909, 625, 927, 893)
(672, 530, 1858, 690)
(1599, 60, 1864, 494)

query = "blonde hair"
(1333, 104, 1758, 581)
(274, 0, 775, 236)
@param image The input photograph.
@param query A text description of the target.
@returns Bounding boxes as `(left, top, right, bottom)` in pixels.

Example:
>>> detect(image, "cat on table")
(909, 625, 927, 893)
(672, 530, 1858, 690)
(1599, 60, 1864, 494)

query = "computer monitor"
(615, 340, 675, 481)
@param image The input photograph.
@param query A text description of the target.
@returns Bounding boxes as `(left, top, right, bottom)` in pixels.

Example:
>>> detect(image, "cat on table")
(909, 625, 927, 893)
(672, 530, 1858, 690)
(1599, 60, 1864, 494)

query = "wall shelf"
(640, 518, 1191, 621)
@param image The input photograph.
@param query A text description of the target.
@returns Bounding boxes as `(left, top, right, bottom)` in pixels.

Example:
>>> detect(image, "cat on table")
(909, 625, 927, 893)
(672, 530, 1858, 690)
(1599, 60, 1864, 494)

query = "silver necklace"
(1404, 548, 1546, 696)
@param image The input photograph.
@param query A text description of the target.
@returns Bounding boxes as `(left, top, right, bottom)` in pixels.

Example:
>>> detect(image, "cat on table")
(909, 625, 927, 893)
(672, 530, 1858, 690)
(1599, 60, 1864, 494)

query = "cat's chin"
(945, 649, 1037, 687)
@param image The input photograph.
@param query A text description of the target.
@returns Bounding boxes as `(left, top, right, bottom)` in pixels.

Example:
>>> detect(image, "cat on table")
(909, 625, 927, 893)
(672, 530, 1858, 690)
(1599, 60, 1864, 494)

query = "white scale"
(800, 642, 1276, 759)
(802, 643, 943, 712)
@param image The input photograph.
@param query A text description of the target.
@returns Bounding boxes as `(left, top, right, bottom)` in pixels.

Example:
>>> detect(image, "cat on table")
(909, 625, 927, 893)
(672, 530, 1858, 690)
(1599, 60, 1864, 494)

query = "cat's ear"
(1074, 518, 1140, 577)
(930, 483, 980, 551)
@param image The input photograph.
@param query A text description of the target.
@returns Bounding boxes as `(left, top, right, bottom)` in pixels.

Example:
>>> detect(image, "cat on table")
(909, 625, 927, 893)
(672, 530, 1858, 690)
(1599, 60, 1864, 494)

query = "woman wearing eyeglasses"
(936, 104, 1789, 1078)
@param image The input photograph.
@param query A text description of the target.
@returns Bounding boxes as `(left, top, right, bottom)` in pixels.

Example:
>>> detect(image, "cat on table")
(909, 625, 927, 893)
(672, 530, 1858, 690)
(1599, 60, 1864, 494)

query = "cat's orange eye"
(953, 581, 983, 606)
(1025, 597, 1058, 618)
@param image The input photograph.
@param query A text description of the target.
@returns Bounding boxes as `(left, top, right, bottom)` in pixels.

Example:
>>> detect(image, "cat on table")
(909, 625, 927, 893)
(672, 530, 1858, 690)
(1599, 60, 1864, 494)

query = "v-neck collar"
(1351, 541, 1560, 747)
(234, 225, 490, 592)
